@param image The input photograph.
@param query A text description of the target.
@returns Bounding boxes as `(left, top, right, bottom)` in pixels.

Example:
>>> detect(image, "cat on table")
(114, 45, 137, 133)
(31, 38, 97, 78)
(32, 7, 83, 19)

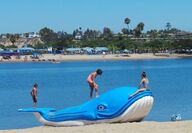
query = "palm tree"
(79, 27, 83, 36)
(134, 22, 145, 37)
(124, 17, 131, 33)
(166, 22, 171, 31)
(138, 22, 144, 31)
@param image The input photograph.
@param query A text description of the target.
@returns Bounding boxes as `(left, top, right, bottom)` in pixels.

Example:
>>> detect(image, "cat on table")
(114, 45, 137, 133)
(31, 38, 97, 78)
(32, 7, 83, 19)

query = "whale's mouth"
(96, 91, 153, 120)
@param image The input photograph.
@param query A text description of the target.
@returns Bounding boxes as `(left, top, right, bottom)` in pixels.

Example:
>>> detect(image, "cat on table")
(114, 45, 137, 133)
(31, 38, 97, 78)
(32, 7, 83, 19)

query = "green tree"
(173, 39, 192, 49)
(24, 33, 29, 38)
(83, 29, 101, 40)
(138, 22, 144, 31)
(134, 22, 145, 37)
(0, 44, 5, 49)
(6, 33, 11, 39)
(39, 27, 58, 46)
(124, 17, 131, 32)
(34, 43, 46, 49)
(121, 28, 129, 35)
(6, 44, 18, 49)
(102, 27, 113, 40)
(15, 34, 20, 40)
(149, 39, 163, 54)
(166, 22, 172, 31)
(10, 35, 16, 45)
(147, 29, 158, 38)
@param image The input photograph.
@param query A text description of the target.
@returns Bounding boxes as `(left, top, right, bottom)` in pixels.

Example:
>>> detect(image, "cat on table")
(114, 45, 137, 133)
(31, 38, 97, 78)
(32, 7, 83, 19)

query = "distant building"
(175, 31, 192, 38)
(17, 47, 35, 55)
(66, 48, 81, 54)
(95, 47, 109, 52)
(168, 33, 176, 38)
(28, 32, 40, 38)
(1, 34, 7, 39)
(82, 47, 94, 54)
(48, 47, 53, 53)
(75, 32, 82, 40)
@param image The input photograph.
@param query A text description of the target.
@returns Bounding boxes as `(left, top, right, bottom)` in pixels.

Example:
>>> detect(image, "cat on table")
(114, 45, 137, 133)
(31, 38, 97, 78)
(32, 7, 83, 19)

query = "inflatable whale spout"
(18, 86, 154, 126)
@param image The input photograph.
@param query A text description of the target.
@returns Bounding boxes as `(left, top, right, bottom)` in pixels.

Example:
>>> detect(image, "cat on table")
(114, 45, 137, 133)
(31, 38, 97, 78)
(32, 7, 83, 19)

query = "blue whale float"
(19, 86, 154, 126)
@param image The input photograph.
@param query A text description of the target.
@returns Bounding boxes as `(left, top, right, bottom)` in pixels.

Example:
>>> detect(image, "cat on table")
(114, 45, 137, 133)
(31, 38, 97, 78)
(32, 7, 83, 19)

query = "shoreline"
(1, 121, 192, 133)
(0, 53, 192, 63)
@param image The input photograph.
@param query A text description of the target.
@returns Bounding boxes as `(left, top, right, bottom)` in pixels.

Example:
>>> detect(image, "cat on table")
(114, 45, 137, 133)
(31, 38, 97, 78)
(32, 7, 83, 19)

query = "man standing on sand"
(30, 83, 38, 107)
(87, 69, 102, 99)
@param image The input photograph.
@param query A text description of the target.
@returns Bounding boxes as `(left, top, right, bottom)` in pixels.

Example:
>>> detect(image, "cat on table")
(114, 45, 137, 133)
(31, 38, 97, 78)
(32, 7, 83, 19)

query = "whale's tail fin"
(18, 108, 57, 126)
(18, 108, 56, 115)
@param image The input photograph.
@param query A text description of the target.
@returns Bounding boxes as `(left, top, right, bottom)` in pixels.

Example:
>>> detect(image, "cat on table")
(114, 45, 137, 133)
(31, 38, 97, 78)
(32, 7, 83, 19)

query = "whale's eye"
(97, 103, 108, 111)
(97, 104, 105, 110)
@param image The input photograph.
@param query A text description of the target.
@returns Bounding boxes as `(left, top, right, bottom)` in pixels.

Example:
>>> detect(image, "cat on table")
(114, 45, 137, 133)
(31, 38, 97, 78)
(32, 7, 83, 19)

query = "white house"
(28, 32, 40, 38)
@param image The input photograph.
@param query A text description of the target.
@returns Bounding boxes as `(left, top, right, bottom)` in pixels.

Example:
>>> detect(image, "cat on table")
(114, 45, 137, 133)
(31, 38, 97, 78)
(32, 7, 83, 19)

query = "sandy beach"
(0, 53, 191, 63)
(1, 121, 192, 133)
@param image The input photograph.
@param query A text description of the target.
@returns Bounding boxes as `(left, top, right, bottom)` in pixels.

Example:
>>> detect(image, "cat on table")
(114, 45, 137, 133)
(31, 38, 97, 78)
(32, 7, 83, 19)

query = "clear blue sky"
(0, 0, 192, 34)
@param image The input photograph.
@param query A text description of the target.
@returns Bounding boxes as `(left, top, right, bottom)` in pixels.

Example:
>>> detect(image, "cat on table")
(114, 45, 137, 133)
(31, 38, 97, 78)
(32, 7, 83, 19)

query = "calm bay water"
(0, 58, 192, 129)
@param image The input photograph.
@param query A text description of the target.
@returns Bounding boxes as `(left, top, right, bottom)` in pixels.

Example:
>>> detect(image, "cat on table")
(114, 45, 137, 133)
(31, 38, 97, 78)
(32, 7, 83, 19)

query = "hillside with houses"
(0, 32, 43, 48)
(0, 19, 192, 54)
